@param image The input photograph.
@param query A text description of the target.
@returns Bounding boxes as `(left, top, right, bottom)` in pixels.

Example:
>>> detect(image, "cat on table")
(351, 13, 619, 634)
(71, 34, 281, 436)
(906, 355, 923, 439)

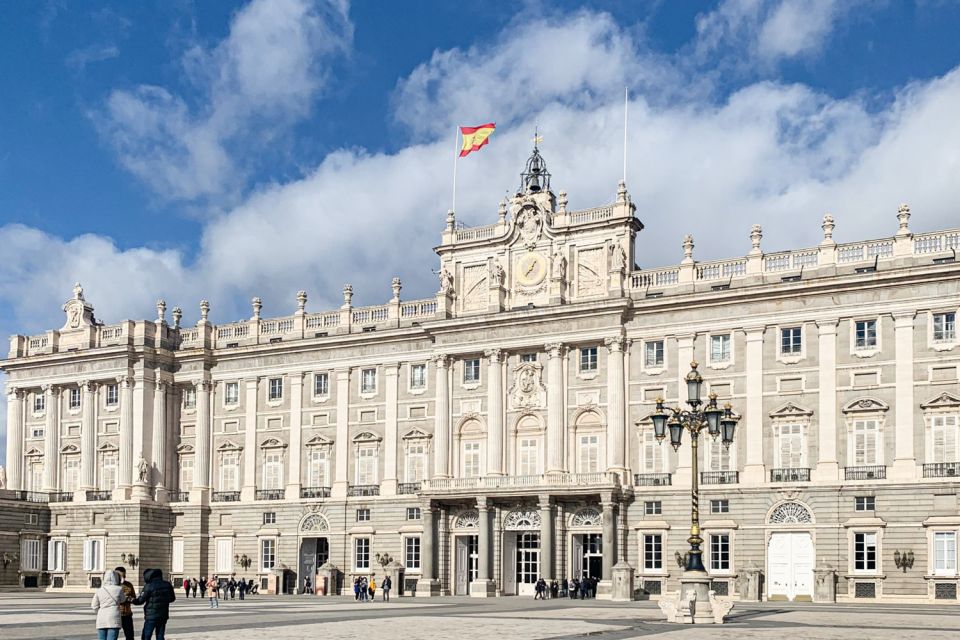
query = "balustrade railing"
(401, 300, 437, 318)
(568, 205, 614, 225)
(10, 490, 49, 503)
(844, 465, 886, 480)
(352, 306, 389, 324)
(305, 313, 340, 329)
(423, 472, 618, 492)
(454, 223, 500, 242)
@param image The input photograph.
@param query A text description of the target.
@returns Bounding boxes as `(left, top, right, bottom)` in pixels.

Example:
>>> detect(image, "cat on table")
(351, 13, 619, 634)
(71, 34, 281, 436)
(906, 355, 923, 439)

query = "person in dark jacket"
(114, 567, 137, 640)
(134, 568, 177, 640)
(238, 578, 247, 600)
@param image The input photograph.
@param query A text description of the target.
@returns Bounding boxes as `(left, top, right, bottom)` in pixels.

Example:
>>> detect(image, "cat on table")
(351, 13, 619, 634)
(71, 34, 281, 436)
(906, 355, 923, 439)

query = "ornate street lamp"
(651, 362, 740, 622)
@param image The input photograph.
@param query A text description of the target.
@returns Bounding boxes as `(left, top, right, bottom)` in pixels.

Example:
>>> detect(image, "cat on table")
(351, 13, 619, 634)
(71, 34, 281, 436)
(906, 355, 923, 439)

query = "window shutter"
(82, 540, 91, 571)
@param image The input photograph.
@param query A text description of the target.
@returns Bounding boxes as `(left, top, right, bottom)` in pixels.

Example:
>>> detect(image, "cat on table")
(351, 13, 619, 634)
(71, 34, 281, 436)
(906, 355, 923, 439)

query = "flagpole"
(623, 86, 628, 183)
(452, 126, 459, 214)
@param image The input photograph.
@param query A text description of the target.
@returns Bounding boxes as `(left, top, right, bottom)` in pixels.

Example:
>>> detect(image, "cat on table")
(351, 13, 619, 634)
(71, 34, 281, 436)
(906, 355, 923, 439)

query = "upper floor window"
(33, 394, 45, 414)
(855, 319, 878, 350)
(356, 446, 378, 485)
(406, 507, 421, 521)
(852, 419, 880, 466)
(268, 378, 283, 401)
(462, 441, 481, 477)
(308, 449, 329, 487)
(409, 364, 427, 390)
(578, 434, 600, 473)
(931, 415, 959, 463)
(854, 532, 877, 572)
(644, 501, 662, 515)
(360, 368, 377, 394)
(933, 312, 957, 343)
(183, 387, 196, 409)
(518, 438, 540, 476)
(262, 512, 277, 525)
(579, 347, 598, 373)
(105, 384, 119, 406)
(644, 340, 664, 368)
(405, 444, 427, 483)
(521, 353, 538, 363)
(314, 373, 329, 397)
(220, 452, 239, 491)
(775, 423, 805, 469)
(855, 496, 875, 512)
(262, 452, 283, 490)
(69, 388, 81, 410)
(640, 429, 663, 473)
(780, 327, 802, 355)
(710, 499, 730, 514)
(463, 359, 481, 384)
(356, 508, 371, 522)
(710, 334, 732, 363)
(224, 382, 239, 406)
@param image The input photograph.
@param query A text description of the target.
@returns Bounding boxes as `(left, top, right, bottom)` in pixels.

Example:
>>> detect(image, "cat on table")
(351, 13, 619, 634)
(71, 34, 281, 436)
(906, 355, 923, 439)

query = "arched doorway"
(766, 502, 815, 601)
(502, 508, 541, 596)
(568, 507, 604, 580)
(452, 509, 480, 595)
(298, 513, 330, 594)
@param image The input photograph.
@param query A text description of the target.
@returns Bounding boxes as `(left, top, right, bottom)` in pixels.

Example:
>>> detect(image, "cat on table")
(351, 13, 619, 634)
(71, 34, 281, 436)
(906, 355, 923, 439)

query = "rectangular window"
(406, 507, 421, 521)
(356, 446, 378, 485)
(69, 388, 82, 410)
(21, 539, 41, 571)
(644, 340, 665, 368)
(220, 453, 239, 491)
(356, 508, 371, 522)
(82, 538, 102, 572)
(933, 312, 957, 343)
(521, 353, 538, 363)
(263, 512, 276, 525)
(183, 387, 196, 408)
(578, 434, 600, 473)
(855, 319, 878, 349)
(34, 394, 45, 413)
(644, 501, 662, 516)
(355, 537, 370, 570)
(853, 420, 879, 466)
(931, 415, 959, 463)
(261, 539, 276, 571)
(641, 430, 663, 473)
(781, 327, 802, 355)
(361, 368, 377, 394)
(710, 534, 730, 571)
(404, 536, 421, 570)
(854, 532, 877, 572)
(31, 427, 44, 439)
(462, 441, 481, 477)
(262, 452, 283, 490)
(710, 499, 730, 514)
(406, 444, 427, 482)
(579, 347, 598, 372)
(463, 358, 481, 384)
(61, 457, 80, 492)
(216, 538, 233, 573)
(518, 438, 539, 475)
(777, 424, 804, 468)
(410, 364, 427, 390)
(709, 438, 732, 471)
(307, 449, 329, 487)
(179, 456, 194, 491)
(643, 534, 663, 570)
(710, 334, 732, 363)
(224, 382, 239, 406)
(106, 384, 119, 406)
(934, 531, 958, 575)
(855, 496, 875, 512)
(314, 372, 330, 397)
(47, 539, 66, 572)
(268, 378, 283, 401)
(171, 539, 184, 574)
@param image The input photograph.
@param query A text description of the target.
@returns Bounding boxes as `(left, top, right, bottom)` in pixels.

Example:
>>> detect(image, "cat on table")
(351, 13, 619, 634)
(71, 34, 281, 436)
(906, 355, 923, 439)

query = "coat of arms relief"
(509, 362, 547, 410)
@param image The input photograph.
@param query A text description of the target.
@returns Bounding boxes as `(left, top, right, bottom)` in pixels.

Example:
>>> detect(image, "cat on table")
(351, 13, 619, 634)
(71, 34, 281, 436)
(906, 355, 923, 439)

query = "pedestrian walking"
(134, 568, 177, 640)
(207, 576, 219, 609)
(181, 577, 190, 599)
(199, 576, 207, 598)
(238, 578, 247, 600)
(114, 566, 137, 640)
(228, 578, 236, 600)
(569, 578, 579, 599)
(382, 575, 391, 602)
(579, 577, 589, 599)
(92, 569, 129, 640)
(191, 577, 199, 598)
(561, 578, 568, 598)
(550, 580, 559, 599)
(354, 577, 361, 601)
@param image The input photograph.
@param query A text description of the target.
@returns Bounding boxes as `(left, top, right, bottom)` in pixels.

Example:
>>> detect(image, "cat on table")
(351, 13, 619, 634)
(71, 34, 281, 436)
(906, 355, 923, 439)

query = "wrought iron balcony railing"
(212, 491, 241, 502)
(49, 491, 74, 503)
(255, 489, 285, 501)
(634, 473, 672, 486)
(168, 491, 189, 503)
(86, 490, 112, 501)
(10, 491, 49, 503)
(347, 485, 380, 497)
(770, 468, 811, 483)
(300, 486, 331, 499)
(924, 462, 960, 478)
(845, 465, 886, 480)
(700, 471, 739, 485)
(397, 482, 421, 495)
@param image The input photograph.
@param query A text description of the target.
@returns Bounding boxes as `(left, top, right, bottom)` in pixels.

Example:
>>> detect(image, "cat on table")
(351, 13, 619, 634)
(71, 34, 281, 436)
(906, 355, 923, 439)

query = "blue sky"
(3, 0, 960, 456)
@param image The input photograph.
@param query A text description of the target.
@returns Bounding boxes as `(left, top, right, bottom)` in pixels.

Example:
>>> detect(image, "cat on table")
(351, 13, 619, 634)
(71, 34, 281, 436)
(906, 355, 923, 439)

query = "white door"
(455, 537, 469, 596)
(767, 532, 814, 601)
(502, 534, 517, 595)
(517, 533, 540, 596)
(570, 535, 583, 580)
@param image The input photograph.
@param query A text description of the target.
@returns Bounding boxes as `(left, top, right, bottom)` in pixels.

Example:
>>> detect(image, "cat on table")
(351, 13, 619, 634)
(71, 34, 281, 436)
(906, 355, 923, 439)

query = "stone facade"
(2, 151, 960, 602)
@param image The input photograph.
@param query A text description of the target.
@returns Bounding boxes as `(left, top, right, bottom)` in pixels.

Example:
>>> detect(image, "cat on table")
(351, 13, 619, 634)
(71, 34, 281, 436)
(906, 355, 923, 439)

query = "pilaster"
(42, 385, 60, 492)
(814, 319, 840, 482)
(286, 372, 304, 500)
(152, 380, 168, 501)
(433, 355, 451, 479)
(241, 378, 259, 501)
(484, 349, 504, 476)
(742, 327, 766, 484)
(545, 343, 566, 474)
(5, 387, 24, 490)
(332, 369, 350, 498)
(892, 311, 918, 480)
(382, 363, 400, 496)
(192, 379, 212, 500)
(604, 337, 627, 479)
(674, 335, 695, 487)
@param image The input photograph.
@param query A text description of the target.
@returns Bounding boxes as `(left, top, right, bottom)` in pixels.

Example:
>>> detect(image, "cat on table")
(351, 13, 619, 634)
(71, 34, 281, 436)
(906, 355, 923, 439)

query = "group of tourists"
(180, 576, 258, 607)
(353, 575, 392, 601)
(91, 567, 176, 640)
(533, 575, 599, 599)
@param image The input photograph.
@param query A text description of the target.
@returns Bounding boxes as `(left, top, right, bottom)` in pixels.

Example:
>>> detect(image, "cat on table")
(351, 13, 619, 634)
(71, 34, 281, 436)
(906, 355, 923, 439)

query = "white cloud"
(95, 0, 352, 201)
(65, 44, 120, 70)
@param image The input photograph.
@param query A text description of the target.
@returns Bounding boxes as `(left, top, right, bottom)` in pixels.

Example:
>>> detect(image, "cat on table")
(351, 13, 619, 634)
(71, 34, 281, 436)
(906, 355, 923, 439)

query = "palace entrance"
(571, 533, 603, 581)
(454, 535, 479, 595)
(501, 508, 542, 596)
(766, 502, 816, 602)
(297, 513, 331, 594)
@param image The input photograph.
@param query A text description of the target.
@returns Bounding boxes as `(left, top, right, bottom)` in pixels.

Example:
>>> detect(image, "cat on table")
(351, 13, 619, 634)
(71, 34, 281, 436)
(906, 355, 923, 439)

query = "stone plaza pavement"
(2, 592, 960, 640)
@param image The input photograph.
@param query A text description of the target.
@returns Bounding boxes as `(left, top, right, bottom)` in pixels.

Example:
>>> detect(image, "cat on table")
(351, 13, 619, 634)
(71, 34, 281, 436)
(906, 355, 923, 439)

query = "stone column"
(287, 372, 304, 499)
(5, 388, 24, 490)
(471, 497, 495, 596)
(80, 381, 97, 491)
(194, 379, 212, 492)
(892, 311, 917, 479)
(42, 385, 60, 492)
(382, 363, 400, 496)
(545, 343, 566, 474)
(539, 495, 554, 581)
(332, 369, 350, 498)
(742, 327, 766, 484)
(117, 376, 134, 493)
(132, 372, 147, 483)
(604, 337, 627, 479)
(433, 355, 451, 478)
(416, 500, 441, 596)
(674, 336, 695, 486)
(600, 495, 616, 595)
(152, 380, 167, 499)
(814, 319, 840, 482)
(485, 349, 504, 475)
(241, 378, 259, 501)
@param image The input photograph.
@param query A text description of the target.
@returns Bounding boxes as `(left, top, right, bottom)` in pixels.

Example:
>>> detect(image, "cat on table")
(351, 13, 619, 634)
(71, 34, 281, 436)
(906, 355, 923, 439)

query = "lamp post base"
(658, 570, 734, 624)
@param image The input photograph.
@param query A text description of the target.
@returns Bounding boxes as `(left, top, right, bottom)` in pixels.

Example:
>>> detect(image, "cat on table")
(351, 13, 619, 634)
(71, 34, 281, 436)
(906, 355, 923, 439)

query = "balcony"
(49, 492, 74, 503)
(421, 472, 620, 495)
(845, 465, 886, 481)
(924, 462, 960, 478)
(8, 491, 49, 503)
(347, 485, 380, 497)
(86, 490, 112, 501)
(770, 468, 811, 483)
(397, 482, 421, 495)
(255, 489, 285, 501)
(700, 471, 739, 485)
(168, 491, 189, 503)
(212, 491, 241, 502)
(300, 486, 331, 499)
(634, 473, 672, 486)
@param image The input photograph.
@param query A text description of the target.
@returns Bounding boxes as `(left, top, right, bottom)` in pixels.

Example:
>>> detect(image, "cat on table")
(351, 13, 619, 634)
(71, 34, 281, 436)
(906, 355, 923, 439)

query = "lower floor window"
(643, 534, 663, 570)
(355, 537, 370, 570)
(854, 532, 877, 572)
(934, 531, 957, 575)
(710, 534, 730, 571)
(405, 536, 421, 570)
(82, 538, 103, 572)
(261, 538, 276, 571)
(21, 538, 41, 571)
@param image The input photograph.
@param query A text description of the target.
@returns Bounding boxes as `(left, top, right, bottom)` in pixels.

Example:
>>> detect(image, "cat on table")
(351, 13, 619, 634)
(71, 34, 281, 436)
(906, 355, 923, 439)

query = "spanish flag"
(459, 123, 496, 157)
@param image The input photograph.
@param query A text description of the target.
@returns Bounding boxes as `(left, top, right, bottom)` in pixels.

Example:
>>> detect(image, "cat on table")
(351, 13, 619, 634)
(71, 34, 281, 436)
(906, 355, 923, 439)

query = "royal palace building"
(1, 148, 960, 604)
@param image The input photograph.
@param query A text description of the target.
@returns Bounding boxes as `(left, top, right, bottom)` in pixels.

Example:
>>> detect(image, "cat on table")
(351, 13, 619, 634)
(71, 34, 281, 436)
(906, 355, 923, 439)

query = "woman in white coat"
(91, 569, 129, 640)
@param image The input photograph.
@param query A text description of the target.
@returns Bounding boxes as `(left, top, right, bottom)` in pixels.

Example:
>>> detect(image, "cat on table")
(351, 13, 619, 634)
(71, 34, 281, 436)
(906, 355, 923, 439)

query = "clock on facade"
(515, 252, 547, 286)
